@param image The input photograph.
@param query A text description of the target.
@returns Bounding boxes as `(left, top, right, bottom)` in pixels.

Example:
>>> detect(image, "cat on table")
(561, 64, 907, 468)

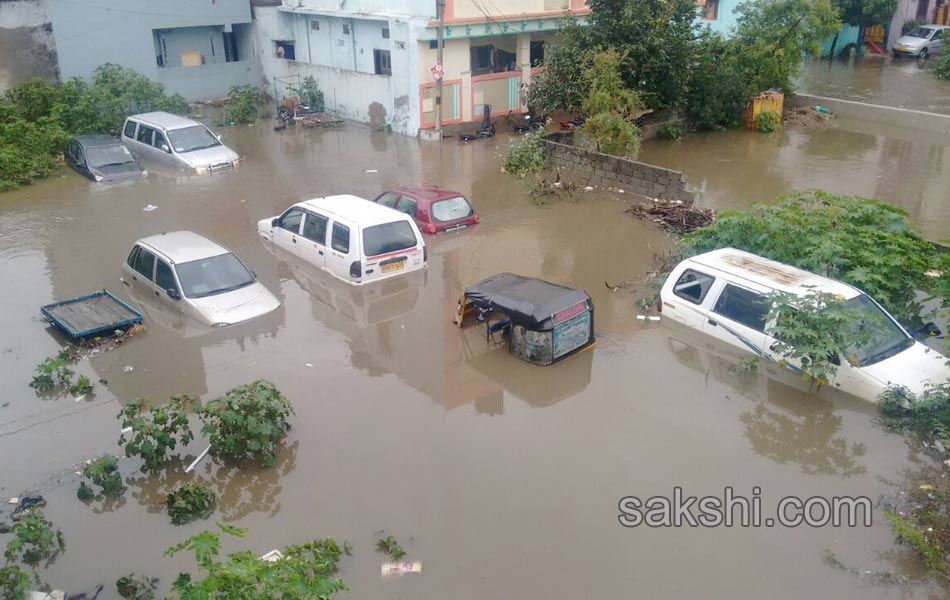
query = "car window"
(176, 253, 255, 299)
(74, 145, 85, 166)
(302, 212, 328, 245)
(431, 196, 473, 222)
(376, 192, 399, 208)
(279, 208, 304, 233)
(153, 131, 171, 152)
(396, 196, 418, 217)
(87, 145, 135, 168)
(127, 245, 140, 268)
(131, 246, 156, 280)
(167, 125, 220, 154)
(713, 284, 768, 332)
(363, 220, 417, 256)
(123, 120, 137, 139)
(332, 222, 350, 254)
(673, 269, 715, 304)
(155, 260, 177, 292)
(136, 126, 154, 145)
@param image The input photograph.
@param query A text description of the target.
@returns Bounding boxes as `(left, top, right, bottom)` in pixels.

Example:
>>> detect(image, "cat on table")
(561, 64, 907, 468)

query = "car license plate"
(382, 261, 405, 273)
(445, 224, 468, 232)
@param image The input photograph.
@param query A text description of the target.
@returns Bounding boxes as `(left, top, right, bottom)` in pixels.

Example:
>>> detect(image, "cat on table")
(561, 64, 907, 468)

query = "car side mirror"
(271, 217, 279, 227)
(216, 134, 222, 141)
(167, 288, 181, 300)
(160, 144, 170, 153)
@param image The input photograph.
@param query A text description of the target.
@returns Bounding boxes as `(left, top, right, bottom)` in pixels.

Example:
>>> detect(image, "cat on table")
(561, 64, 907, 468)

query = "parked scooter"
(459, 105, 496, 141)
(509, 110, 546, 132)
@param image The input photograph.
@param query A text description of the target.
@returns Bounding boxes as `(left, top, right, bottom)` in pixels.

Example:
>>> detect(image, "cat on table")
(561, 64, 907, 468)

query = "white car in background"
(121, 231, 280, 327)
(258, 194, 427, 286)
(659, 248, 950, 402)
(893, 24, 950, 58)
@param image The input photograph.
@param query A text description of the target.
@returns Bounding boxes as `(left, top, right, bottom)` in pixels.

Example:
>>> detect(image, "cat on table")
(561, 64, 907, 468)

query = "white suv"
(120, 112, 240, 175)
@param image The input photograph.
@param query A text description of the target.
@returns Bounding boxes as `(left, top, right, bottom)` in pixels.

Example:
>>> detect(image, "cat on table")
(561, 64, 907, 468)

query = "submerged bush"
(82, 454, 124, 495)
(0, 566, 30, 600)
(118, 395, 194, 472)
(755, 110, 781, 133)
(879, 384, 950, 447)
(197, 380, 294, 467)
(3, 509, 64, 570)
(934, 33, 950, 80)
(219, 85, 265, 125)
(166, 482, 216, 525)
(503, 130, 546, 176)
(656, 125, 683, 140)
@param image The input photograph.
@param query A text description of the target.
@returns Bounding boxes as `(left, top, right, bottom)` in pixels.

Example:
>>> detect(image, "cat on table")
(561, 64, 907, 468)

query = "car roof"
(73, 134, 122, 148)
(137, 231, 229, 264)
(127, 111, 200, 131)
(385, 184, 465, 203)
(686, 248, 860, 299)
(297, 194, 411, 227)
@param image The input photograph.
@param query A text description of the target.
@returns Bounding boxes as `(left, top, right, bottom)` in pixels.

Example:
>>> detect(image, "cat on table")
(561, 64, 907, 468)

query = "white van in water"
(659, 248, 950, 402)
(258, 195, 426, 285)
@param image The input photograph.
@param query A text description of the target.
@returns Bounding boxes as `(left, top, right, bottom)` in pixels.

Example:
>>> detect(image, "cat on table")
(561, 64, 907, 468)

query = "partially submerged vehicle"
(65, 135, 146, 182)
(454, 273, 595, 365)
(120, 112, 240, 175)
(659, 248, 950, 402)
(373, 185, 479, 234)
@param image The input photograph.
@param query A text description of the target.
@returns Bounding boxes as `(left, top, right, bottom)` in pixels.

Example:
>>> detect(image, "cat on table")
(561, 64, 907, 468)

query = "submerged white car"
(659, 248, 950, 402)
(121, 231, 280, 327)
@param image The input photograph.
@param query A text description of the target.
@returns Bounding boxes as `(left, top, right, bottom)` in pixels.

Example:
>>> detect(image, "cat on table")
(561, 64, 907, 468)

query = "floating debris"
(625, 201, 714, 234)
(381, 561, 422, 576)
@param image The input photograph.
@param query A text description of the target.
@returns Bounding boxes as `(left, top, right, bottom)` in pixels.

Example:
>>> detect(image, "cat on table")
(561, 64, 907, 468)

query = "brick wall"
(544, 132, 696, 203)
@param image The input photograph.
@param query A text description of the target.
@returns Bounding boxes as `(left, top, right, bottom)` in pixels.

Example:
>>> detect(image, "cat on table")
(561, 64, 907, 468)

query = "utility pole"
(435, 0, 445, 134)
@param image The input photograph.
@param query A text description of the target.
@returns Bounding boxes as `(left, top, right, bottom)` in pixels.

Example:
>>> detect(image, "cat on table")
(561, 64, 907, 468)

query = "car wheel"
(919, 48, 929, 58)
(892, 51, 900, 58)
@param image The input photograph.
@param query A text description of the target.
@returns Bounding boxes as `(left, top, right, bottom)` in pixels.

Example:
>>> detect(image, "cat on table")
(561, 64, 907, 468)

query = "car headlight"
(141, 170, 148, 176)
(94, 175, 103, 182)
(187, 166, 209, 176)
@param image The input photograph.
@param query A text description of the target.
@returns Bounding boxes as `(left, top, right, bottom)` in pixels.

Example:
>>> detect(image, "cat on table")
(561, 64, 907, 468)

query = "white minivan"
(258, 194, 427, 285)
(659, 248, 950, 402)
(120, 112, 240, 175)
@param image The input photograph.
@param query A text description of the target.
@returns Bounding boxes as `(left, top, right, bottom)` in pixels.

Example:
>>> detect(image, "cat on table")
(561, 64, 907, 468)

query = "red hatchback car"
(373, 185, 479, 234)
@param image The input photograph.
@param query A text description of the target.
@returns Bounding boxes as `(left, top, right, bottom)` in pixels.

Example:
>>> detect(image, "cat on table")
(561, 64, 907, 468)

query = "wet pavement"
(0, 121, 948, 598)
(799, 55, 950, 115)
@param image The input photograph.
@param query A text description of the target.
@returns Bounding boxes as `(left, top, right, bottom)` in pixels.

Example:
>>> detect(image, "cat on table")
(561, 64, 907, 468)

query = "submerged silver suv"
(120, 112, 240, 175)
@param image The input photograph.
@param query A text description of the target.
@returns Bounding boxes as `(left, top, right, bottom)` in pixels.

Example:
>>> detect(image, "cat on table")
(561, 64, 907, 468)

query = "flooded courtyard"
(1, 119, 948, 598)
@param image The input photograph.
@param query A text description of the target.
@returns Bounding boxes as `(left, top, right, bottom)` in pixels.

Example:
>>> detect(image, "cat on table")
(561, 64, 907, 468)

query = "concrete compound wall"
(0, 0, 58, 91)
(544, 132, 696, 203)
(789, 93, 950, 137)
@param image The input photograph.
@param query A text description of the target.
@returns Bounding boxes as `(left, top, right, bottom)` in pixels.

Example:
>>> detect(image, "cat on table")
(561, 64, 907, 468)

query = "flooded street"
(799, 55, 950, 115)
(0, 121, 947, 598)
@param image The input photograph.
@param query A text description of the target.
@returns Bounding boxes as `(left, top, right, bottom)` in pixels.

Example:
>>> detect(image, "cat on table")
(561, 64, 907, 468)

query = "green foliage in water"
(503, 129, 546, 176)
(116, 573, 158, 600)
(197, 380, 294, 468)
(219, 85, 265, 125)
(376, 535, 406, 560)
(883, 463, 950, 581)
(28, 350, 75, 392)
(3, 509, 64, 572)
(933, 33, 950, 80)
(118, 395, 195, 472)
(69, 374, 94, 396)
(682, 190, 946, 325)
(580, 50, 641, 158)
(755, 110, 781, 133)
(164, 522, 349, 598)
(0, 566, 30, 600)
(655, 125, 683, 141)
(1, 65, 186, 191)
(879, 384, 950, 448)
(83, 454, 124, 495)
(167, 482, 216, 525)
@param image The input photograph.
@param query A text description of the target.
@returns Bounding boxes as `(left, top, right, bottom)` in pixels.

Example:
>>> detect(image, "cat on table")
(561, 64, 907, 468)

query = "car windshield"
(839, 295, 913, 366)
(431, 196, 473, 222)
(167, 125, 221, 153)
(175, 253, 255, 299)
(362, 221, 418, 256)
(86, 145, 136, 168)
(907, 27, 936, 39)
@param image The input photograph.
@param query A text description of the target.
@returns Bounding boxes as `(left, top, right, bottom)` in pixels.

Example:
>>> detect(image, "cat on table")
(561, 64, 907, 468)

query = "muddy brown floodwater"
(0, 121, 947, 598)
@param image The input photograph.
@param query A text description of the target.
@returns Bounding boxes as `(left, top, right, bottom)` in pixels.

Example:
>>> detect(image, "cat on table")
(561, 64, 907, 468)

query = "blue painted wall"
(699, 0, 741, 36)
(820, 25, 861, 57)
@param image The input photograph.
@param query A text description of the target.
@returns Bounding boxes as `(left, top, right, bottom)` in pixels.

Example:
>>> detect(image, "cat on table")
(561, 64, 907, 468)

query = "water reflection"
(663, 321, 868, 477)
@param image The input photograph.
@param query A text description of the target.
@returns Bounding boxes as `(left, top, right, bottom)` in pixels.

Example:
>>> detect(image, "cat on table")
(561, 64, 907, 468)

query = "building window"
(701, 0, 719, 20)
(429, 40, 439, 50)
(311, 20, 320, 30)
(374, 49, 392, 76)
(343, 24, 351, 34)
(275, 40, 295, 60)
(530, 40, 545, 66)
(382, 27, 390, 39)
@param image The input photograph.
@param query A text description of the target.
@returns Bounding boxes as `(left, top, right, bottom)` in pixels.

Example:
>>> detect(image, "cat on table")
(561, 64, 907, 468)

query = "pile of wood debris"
(294, 112, 344, 128)
(625, 200, 715, 234)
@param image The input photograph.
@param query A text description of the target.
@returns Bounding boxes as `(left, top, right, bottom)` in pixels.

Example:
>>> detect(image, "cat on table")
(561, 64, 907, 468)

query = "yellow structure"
(741, 91, 785, 131)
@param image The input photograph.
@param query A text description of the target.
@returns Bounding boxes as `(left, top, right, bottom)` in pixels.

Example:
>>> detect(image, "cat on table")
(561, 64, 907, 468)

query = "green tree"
(580, 50, 642, 158)
(524, 17, 588, 113)
(685, 32, 751, 130)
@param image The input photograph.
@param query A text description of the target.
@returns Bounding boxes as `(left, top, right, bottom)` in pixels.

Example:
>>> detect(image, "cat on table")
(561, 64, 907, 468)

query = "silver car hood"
(188, 281, 280, 326)
(895, 34, 926, 47)
(178, 144, 240, 168)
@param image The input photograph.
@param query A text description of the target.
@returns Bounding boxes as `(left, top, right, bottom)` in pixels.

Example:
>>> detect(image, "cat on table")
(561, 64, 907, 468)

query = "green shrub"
(83, 454, 124, 495)
(118, 395, 194, 472)
(293, 75, 325, 112)
(934, 32, 950, 80)
(28, 351, 76, 393)
(0, 566, 30, 599)
(164, 522, 349, 598)
(580, 50, 641, 158)
(878, 384, 950, 447)
(755, 110, 781, 133)
(166, 482, 216, 525)
(116, 573, 158, 600)
(685, 33, 750, 130)
(197, 380, 294, 467)
(656, 125, 683, 140)
(219, 85, 264, 125)
(503, 130, 546, 176)
(376, 535, 406, 560)
(69, 374, 94, 396)
(3, 509, 64, 568)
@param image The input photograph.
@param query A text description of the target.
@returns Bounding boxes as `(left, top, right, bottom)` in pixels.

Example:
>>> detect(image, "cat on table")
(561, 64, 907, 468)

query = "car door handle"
(132, 276, 138, 281)
(318, 250, 323, 255)
(154, 291, 160, 297)
(707, 319, 718, 327)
